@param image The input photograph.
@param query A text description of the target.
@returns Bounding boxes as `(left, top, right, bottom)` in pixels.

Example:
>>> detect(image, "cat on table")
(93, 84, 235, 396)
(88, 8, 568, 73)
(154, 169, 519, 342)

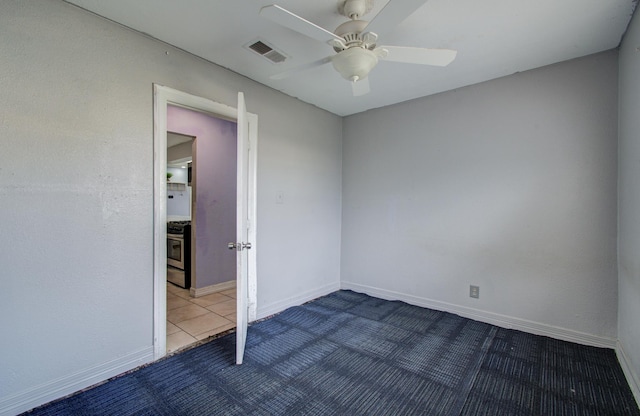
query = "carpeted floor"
(25, 290, 640, 415)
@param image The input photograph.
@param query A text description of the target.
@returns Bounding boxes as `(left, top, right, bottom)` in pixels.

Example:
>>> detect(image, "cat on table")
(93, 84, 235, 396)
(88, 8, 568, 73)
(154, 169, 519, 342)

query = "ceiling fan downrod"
(339, 0, 374, 20)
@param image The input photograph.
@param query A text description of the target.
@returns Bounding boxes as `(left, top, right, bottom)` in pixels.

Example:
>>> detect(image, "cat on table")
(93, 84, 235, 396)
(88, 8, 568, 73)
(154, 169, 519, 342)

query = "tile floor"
(166, 282, 236, 353)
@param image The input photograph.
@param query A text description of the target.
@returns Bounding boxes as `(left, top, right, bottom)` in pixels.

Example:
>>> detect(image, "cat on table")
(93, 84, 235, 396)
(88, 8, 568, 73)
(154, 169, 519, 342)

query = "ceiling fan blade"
(364, 0, 428, 36)
(379, 46, 457, 66)
(260, 4, 342, 44)
(270, 56, 333, 80)
(351, 77, 370, 96)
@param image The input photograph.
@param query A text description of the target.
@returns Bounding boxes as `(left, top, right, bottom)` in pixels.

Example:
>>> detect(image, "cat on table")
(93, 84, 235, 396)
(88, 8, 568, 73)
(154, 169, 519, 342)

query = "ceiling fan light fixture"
(331, 47, 378, 81)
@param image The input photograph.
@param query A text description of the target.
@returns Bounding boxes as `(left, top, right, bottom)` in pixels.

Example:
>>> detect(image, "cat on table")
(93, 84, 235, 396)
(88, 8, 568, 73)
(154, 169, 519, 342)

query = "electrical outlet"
(470, 285, 479, 299)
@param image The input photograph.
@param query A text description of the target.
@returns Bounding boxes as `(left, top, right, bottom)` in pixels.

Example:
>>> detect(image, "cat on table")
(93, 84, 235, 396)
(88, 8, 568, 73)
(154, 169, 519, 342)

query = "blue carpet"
(25, 290, 639, 415)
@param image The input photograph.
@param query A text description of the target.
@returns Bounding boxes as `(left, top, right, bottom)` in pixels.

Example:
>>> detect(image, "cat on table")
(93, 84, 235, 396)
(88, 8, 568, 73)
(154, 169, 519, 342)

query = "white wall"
(167, 167, 188, 184)
(342, 51, 619, 345)
(0, 1, 342, 414)
(166, 168, 190, 220)
(618, 6, 640, 403)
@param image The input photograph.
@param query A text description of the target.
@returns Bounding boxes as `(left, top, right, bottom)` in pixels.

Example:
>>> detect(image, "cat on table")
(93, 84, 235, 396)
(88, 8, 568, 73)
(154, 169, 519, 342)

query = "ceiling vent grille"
(245, 39, 288, 63)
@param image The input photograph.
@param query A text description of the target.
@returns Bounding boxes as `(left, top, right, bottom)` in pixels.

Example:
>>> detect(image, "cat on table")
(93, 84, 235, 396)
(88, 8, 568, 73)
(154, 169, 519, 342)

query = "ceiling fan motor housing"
(333, 20, 376, 52)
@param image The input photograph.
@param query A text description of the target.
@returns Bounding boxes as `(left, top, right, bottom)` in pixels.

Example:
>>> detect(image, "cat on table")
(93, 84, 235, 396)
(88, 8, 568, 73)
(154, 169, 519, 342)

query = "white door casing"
(152, 85, 258, 360)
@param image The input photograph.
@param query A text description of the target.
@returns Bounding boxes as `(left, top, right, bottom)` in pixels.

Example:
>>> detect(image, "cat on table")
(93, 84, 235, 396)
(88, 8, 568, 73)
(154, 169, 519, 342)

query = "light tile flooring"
(166, 282, 236, 353)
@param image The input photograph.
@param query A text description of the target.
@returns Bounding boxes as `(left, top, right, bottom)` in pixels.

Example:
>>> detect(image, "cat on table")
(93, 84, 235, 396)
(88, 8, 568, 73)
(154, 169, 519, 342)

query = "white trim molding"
(256, 282, 341, 320)
(617, 341, 640, 407)
(0, 347, 154, 416)
(190, 280, 236, 298)
(340, 281, 617, 349)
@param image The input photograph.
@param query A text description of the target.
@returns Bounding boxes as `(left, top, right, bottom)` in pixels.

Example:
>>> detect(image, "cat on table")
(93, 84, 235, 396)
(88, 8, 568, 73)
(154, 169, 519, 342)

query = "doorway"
(153, 85, 258, 360)
(165, 108, 235, 352)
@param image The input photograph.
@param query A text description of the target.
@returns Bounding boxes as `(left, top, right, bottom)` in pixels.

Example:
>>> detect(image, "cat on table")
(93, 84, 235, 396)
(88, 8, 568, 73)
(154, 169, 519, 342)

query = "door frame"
(152, 85, 258, 360)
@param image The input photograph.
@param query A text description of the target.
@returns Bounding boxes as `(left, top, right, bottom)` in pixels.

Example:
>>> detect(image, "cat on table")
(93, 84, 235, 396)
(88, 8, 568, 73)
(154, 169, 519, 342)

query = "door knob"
(228, 242, 252, 251)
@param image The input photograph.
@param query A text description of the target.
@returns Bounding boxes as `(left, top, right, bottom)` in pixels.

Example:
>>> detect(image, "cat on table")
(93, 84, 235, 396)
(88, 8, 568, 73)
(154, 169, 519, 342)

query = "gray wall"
(342, 51, 619, 343)
(0, 1, 342, 413)
(618, 6, 640, 402)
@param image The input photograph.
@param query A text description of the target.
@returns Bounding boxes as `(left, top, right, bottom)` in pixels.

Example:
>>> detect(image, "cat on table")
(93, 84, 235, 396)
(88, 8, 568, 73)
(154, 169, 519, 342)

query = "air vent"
(249, 41, 273, 55)
(245, 39, 288, 63)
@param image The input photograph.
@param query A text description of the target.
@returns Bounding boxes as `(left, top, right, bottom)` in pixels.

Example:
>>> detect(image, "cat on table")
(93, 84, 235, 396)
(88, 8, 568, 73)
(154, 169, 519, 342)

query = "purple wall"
(167, 105, 237, 289)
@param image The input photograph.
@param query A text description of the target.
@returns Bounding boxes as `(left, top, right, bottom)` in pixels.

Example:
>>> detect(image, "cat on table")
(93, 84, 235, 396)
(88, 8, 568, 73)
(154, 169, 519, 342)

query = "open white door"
(153, 85, 257, 362)
(233, 91, 250, 365)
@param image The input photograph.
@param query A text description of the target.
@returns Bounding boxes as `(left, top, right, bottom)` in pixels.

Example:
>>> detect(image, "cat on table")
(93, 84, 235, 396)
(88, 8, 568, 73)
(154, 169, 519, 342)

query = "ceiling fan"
(260, 0, 457, 96)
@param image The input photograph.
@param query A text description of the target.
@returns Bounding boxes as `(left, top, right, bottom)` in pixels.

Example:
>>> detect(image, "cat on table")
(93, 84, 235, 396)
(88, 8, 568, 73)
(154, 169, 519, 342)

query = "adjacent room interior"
(2, 0, 639, 414)
(165, 107, 239, 353)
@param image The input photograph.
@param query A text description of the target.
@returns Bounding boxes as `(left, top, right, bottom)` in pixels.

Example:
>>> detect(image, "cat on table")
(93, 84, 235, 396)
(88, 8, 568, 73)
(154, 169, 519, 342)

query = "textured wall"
(0, 1, 342, 413)
(618, 5, 640, 402)
(167, 105, 237, 288)
(342, 51, 619, 341)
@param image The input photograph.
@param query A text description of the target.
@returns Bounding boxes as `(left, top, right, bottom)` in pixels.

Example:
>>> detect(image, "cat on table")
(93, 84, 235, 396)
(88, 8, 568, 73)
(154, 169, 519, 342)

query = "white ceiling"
(64, 0, 636, 116)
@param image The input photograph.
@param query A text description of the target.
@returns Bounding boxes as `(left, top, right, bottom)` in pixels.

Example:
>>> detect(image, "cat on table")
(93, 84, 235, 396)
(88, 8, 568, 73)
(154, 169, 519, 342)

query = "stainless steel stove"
(167, 220, 190, 235)
(167, 221, 191, 288)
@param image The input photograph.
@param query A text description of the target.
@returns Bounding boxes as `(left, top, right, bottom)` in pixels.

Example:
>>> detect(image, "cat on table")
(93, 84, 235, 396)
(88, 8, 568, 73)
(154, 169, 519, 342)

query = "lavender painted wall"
(167, 105, 237, 289)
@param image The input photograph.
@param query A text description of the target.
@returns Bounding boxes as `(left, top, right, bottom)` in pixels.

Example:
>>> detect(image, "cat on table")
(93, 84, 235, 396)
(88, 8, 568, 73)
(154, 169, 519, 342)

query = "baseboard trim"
(190, 280, 235, 298)
(256, 281, 341, 320)
(617, 341, 640, 407)
(0, 346, 154, 416)
(340, 281, 616, 349)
